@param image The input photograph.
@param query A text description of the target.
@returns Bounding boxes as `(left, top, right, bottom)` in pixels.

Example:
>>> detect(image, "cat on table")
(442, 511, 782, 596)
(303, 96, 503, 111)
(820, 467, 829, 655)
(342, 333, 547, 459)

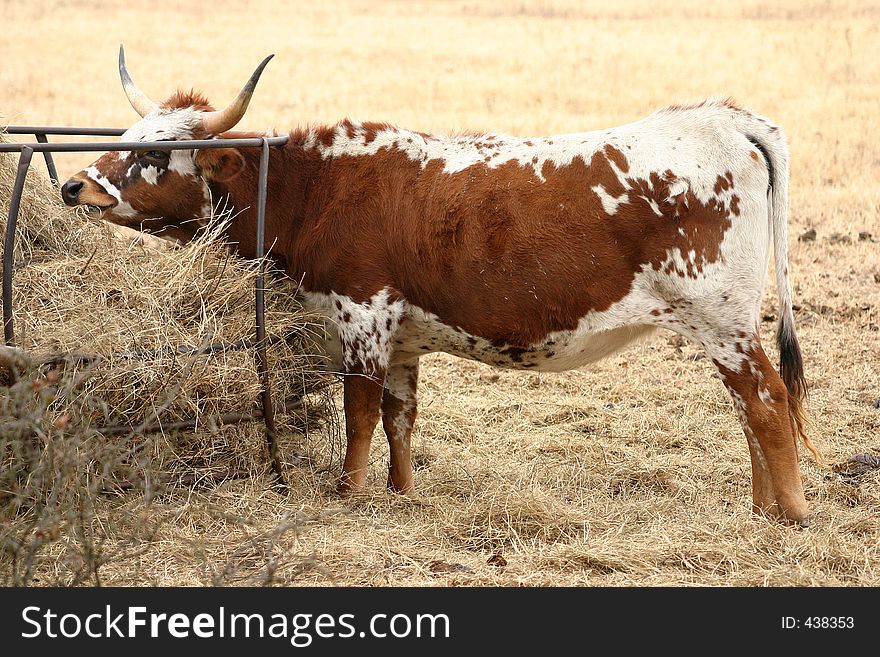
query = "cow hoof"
(336, 481, 364, 497)
(387, 483, 416, 497)
(386, 475, 415, 495)
(779, 514, 811, 529)
(777, 500, 811, 529)
(753, 502, 811, 528)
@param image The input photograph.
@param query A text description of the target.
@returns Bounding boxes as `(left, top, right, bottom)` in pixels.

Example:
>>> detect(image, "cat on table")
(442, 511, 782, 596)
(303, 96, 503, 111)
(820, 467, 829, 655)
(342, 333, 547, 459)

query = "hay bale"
(0, 129, 335, 464)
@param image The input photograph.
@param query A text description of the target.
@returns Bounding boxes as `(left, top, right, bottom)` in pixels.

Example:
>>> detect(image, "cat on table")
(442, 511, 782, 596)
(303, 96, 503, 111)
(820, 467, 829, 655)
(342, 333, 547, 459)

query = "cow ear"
(194, 147, 245, 182)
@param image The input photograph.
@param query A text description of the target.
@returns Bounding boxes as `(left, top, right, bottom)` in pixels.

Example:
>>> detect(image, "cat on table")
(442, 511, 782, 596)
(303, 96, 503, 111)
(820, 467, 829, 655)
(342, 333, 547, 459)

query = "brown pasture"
(1, 0, 878, 585)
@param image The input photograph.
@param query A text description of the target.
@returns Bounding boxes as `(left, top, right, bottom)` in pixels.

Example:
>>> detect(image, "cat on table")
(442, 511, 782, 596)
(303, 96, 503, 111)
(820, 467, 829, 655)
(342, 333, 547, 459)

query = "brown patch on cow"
(363, 124, 378, 145)
(124, 170, 208, 222)
(714, 173, 733, 194)
(342, 119, 357, 140)
(673, 191, 689, 217)
(161, 90, 214, 112)
(730, 195, 741, 216)
(603, 144, 629, 173)
(316, 125, 336, 148)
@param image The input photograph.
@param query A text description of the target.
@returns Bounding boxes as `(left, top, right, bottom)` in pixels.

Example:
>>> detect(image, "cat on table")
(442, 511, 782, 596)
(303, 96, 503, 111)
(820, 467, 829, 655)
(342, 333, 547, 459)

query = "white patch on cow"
(121, 107, 202, 143)
(393, 306, 657, 372)
(746, 357, 777, 410)
(118, 107, 201, 179)
(306, 120, 613, 182)
(758, 386, 774, 406)
(384, 361, 415, 400)
(86, 166, 119, 198)
(115, 200, 138, 218)
(85, 165, 138, 218)
(302, 288, 406, 375)
(197, 196, 213, 226)
(141, 164, 161, 185)
(591, 185, 628, 215)
(169, 150, 197, 176)
(391, 409, 411, 443)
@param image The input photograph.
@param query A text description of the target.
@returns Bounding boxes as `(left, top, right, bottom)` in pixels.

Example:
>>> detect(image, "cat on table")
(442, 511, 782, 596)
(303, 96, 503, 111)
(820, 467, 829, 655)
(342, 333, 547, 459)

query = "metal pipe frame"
(3, 146, 33, 345)
(1, 126, 290, 481)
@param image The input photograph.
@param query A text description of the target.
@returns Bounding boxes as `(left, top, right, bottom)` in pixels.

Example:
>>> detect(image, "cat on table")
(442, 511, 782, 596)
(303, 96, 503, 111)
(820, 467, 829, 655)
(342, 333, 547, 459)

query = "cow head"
(61, 46, 272, 241)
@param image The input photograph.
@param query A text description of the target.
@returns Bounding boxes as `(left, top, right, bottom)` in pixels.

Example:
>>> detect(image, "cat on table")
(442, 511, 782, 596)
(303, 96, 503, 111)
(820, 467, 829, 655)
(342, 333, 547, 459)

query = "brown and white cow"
(62, 48, 822, 525)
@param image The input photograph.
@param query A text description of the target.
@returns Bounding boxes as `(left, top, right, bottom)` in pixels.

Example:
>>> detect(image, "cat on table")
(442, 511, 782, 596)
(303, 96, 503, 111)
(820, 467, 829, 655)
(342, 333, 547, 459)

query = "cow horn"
(200, 54, 274, 135)
(118, 45, 158, 118)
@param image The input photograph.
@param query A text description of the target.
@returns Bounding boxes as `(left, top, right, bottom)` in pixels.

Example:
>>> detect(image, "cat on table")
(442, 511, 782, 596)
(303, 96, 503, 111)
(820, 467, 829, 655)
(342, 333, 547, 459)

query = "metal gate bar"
(4, 126, 125, 186)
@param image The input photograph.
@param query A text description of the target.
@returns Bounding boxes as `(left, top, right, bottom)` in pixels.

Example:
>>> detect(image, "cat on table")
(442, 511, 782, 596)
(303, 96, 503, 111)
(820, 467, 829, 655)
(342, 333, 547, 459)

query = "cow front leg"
(328, 288, 406, 495)
(707, 336, 810, 526)
(338, 371, 385, 495)
(382, 358, 419, 493)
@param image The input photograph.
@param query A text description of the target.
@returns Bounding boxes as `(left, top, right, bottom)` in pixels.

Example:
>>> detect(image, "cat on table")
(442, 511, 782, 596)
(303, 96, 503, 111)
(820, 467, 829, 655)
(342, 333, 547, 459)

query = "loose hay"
(0, 129, 338, 584)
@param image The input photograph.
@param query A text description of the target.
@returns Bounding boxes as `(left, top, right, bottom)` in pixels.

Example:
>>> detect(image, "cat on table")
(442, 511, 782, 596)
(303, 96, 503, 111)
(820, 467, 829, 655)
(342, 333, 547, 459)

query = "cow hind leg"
(704, 335, 810, 526)
(381, 358, 419, 493)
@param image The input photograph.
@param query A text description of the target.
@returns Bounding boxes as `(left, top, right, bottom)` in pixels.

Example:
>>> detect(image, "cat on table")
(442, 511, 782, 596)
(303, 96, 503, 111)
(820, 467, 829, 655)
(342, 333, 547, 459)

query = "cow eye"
(143, 150, 170, 162)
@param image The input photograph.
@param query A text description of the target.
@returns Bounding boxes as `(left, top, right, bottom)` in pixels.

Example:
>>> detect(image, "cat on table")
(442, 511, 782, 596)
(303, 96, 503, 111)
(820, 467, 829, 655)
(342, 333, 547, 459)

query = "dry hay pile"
(0, 131, 337, 584)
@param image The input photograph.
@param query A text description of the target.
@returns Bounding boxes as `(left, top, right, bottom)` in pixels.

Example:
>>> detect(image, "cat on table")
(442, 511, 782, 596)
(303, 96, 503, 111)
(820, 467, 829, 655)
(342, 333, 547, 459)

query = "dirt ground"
(1, 0, 878, 586)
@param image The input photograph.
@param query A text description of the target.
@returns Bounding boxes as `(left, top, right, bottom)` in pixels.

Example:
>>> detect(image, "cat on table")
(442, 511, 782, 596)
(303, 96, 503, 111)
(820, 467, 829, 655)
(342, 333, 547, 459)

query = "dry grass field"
(1, 0, 879, 586)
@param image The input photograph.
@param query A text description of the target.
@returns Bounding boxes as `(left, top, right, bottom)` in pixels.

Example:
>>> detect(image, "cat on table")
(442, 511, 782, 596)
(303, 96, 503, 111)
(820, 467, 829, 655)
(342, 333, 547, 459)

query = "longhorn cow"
(62, 48, 822, 525)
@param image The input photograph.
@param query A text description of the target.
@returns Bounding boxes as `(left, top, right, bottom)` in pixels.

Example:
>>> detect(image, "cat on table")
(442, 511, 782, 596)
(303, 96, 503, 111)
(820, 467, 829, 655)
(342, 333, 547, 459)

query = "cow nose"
(61, 180, 84, 206)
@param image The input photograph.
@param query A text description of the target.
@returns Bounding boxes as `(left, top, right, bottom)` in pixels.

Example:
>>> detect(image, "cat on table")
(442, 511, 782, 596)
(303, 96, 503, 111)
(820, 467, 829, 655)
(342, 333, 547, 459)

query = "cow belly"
(299, 289, 655, 374)
(391, 310, 655, 371)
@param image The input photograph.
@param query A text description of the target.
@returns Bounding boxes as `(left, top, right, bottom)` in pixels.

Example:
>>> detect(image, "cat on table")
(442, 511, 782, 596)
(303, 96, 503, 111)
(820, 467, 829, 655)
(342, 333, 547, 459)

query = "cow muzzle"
(60, 177, 117, 215)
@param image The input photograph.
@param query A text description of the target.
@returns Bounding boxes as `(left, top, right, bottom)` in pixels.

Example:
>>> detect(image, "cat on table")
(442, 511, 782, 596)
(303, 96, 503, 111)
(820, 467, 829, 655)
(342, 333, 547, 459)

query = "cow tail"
(742, 117, 824, 465)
